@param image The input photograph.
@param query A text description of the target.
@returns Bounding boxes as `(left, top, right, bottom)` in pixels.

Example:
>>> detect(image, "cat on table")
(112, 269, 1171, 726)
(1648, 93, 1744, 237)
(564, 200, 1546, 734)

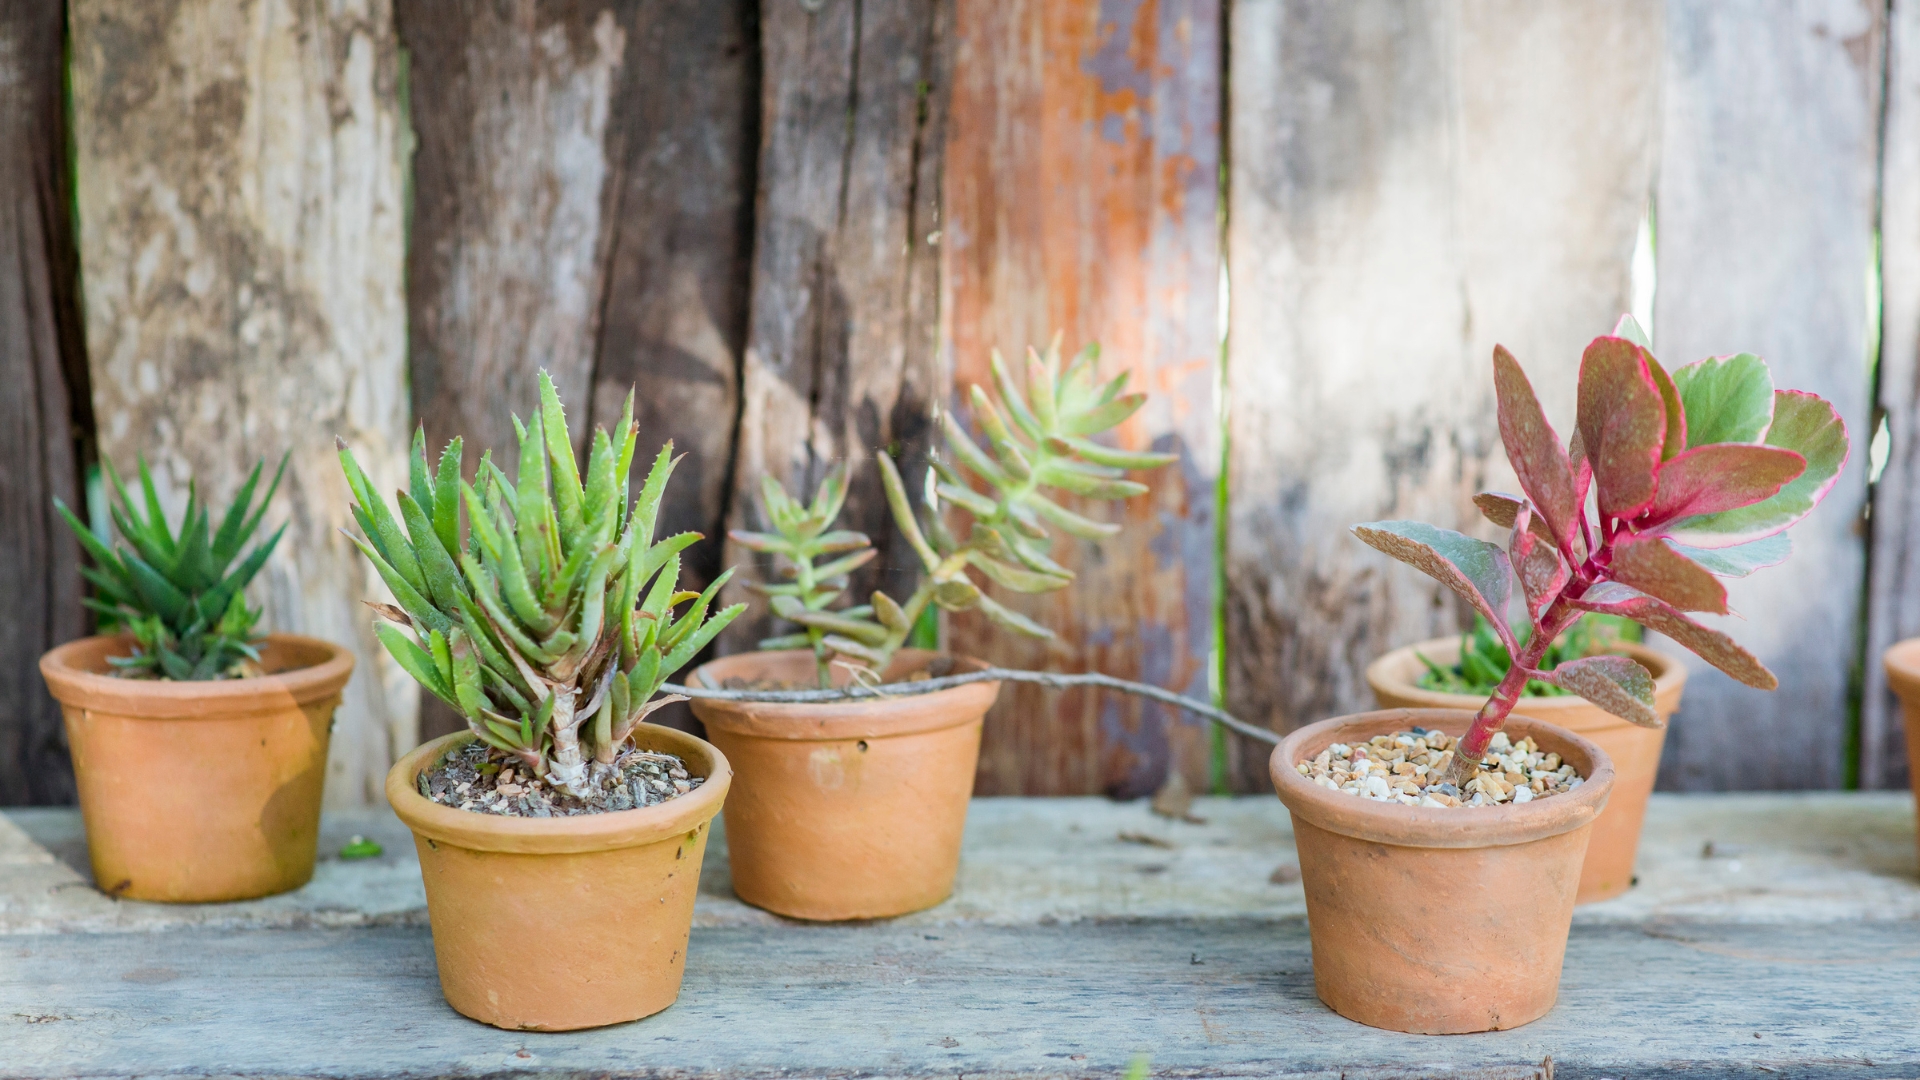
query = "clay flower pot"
(1367, 638, 1682, 903)
(39, 633, 353, 903)
(688, 648, 999, 921)
(386, 723, 730, 1031)
(1270, 708, 1614, 1034)
(1879, 639, 1920, 863)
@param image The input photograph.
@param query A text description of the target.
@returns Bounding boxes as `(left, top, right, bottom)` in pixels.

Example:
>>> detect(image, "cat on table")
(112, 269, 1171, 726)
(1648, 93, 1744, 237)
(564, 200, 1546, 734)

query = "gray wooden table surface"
(3, 793, 1917, 1078)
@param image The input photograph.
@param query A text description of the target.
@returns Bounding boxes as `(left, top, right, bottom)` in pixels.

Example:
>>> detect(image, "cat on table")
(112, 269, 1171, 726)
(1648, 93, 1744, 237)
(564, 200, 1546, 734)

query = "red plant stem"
(1455, 601, 1584, 766)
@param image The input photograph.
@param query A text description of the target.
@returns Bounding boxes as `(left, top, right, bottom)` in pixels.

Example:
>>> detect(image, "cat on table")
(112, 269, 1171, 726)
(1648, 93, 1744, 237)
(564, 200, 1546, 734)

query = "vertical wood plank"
(1224, 0, 1662, 788)
(0, 3, 92, 805)
(719, 0, 951, 652)
(942, 0, 1221, 797)
(583, 0, 759, 592)
(398, 0, 630, 459)
(1653, 0, 1881, 790)
(1865, 0, 1920, 792)
(70, 0, 415, 805)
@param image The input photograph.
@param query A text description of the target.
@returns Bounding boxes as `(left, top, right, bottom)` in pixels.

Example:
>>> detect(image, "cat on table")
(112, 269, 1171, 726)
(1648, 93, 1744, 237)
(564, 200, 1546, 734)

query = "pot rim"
(1270, 708, 1614, 849)
(1883, 637, 1920, 701)
(386, 725, 732, 855)
(1366, 637, 1686, 721)
(688, 648, 1000, 740)
(40, 632, 355, 719)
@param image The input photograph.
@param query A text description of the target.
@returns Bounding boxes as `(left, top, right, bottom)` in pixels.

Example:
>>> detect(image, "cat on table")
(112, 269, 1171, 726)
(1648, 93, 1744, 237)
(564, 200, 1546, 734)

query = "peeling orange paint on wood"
(944, 0, 1219, 797)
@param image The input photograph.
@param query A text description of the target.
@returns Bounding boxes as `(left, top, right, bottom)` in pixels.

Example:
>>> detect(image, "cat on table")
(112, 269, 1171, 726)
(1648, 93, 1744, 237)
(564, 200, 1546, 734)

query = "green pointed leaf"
(1059, 391, 1146, 437)
(376, 621, 455, 705)
(539, 371, 586, 542)
(974, 592, 1052, 638)
(433, 438, 463, 557)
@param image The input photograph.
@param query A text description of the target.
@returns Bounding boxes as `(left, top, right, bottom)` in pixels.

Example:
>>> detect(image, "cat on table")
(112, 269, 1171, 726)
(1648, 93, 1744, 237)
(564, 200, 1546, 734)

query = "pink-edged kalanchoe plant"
(1355, 317, 1849, 787)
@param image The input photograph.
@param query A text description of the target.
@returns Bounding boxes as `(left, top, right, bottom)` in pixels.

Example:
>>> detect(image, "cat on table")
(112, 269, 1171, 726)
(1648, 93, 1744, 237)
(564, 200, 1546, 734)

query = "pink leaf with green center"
(1352, 521, 1513, 644)
(1663, 390, 1849, 549)
(1493, 345, 1578, 549)
(1641, 443, 1806, 526)
(1577, 337, 1667, 521)
(1549, 655, 1659, 728)
(1570, 582, 1776, 689)
(1608, 533, 1729, 614)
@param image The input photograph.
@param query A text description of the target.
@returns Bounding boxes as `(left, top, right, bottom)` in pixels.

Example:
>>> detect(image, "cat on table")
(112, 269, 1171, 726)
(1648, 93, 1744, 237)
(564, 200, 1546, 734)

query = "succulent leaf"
(1576, 336, 1668, 520)
(1662, 390, 1849, 549)
(1670, 353, 1775, 448)
(1353, 521, 1514, 641)
(1549, 655, 1659, 727)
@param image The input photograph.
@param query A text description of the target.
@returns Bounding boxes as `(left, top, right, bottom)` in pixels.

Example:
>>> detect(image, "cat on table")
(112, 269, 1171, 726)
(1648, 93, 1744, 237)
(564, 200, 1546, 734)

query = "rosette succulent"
(340, 372, 743, 798)
(56, 456, 287, 680)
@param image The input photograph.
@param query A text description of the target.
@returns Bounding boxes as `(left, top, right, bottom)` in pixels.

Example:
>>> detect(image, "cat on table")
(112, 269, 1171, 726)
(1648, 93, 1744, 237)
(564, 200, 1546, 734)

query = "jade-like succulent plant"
(56, 456, 287, 680)
(340, 372, 742, 798)
(1355, 316, 1848, 786)
(735, 337, 1174, 682)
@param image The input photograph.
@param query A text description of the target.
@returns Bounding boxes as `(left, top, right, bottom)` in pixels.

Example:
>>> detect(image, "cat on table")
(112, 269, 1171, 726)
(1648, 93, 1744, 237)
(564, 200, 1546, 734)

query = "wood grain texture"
(398, 0, 630, 462)
(397, 0, 643, 740)
(582, 0, 758, 592)
(1224, 0, 1662, 788)
(718, 0, 950, 651)
(1867, 0, 1919, 792)
(0, 4, 92, 806)
(69, 0, 416, 806)
(942, 0, 1221, 798)
(1653, 0, 1881, 791)
(7, 920, 1918, 1075)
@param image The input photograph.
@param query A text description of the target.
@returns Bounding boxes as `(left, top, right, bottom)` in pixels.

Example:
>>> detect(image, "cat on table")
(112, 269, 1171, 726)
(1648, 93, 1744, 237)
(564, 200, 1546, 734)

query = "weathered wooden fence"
(0, 0, 1914, 805)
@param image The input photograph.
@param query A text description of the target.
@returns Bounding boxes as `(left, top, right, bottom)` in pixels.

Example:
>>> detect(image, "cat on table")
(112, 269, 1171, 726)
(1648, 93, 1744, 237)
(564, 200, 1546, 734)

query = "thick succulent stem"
(544, 689, 593, 797)
(1441, 602, 1582, 787)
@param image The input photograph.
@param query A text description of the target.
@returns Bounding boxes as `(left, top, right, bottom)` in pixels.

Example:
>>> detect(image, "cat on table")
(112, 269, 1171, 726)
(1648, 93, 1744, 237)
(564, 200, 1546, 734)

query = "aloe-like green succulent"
(56, 456, 287, 680)
(736, 337, 1174, 682)
(340, 372, 743, 798)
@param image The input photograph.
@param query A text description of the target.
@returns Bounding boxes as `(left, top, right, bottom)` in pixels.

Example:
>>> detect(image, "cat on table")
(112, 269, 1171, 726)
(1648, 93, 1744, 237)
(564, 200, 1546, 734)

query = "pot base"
(1273, 709, 1613, 1035)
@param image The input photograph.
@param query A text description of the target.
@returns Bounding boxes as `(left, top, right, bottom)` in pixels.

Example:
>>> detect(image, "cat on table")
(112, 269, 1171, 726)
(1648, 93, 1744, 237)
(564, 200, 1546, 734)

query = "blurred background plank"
(718, 0, 950, 653)
(1870, 0, 1920, 792)
(0, 2, 92, 805)
(68, 0, 416, 806)
(1223, 0, 1663, 788)
(398, 0, 759, 737)
(943, 0, 1221, 797)
(1652, 0, 1881, 790)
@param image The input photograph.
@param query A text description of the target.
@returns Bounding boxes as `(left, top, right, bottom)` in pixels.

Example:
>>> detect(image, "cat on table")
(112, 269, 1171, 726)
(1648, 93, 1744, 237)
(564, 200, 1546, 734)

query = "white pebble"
(1365, 775, 1390, 798)
(1512, 786, 1534, 804)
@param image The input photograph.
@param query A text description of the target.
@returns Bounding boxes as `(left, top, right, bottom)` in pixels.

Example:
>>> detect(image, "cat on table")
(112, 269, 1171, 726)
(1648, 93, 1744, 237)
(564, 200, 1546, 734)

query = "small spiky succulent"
(735, 337, 1174, 681)
(340, 372, 743, 798)
(56, 456, 287, 680)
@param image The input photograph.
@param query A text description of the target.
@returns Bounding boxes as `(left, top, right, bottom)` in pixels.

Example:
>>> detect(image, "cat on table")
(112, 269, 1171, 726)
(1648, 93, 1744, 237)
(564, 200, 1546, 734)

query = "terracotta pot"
(1271, 708, 1613, 1034)
(40, 633, 352, 903)
(1367, 638, 1682, 903)
(688, 648, 998, 921)
(387, 724, 730, 1031)
(1879, 639, 1920, 865)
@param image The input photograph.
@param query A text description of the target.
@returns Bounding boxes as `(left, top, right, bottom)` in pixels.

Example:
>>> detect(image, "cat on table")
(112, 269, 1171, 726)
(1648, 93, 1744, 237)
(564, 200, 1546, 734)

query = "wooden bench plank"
(3, 921, 1914, 1077)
